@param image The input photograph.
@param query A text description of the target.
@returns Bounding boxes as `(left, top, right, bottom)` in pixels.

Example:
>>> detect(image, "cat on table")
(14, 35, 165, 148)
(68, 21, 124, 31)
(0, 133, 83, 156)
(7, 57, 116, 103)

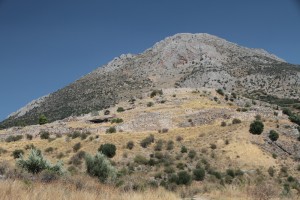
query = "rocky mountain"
(1, 33, 299, 129)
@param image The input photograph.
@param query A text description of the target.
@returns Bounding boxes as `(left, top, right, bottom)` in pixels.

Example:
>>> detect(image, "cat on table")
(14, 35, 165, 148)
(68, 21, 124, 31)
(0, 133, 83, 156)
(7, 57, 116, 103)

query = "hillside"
(1, 88, 300, 199)
(1, 33, 300, 129)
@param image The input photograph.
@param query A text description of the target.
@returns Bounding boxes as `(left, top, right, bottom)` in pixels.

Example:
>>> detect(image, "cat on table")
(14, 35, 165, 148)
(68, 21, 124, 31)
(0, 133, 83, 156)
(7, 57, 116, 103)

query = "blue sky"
(0, 0, 300, 121)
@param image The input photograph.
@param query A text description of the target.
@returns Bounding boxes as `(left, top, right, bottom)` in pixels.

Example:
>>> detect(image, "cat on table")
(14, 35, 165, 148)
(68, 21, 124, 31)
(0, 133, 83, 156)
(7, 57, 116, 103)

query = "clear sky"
(0, 0, 300, 121)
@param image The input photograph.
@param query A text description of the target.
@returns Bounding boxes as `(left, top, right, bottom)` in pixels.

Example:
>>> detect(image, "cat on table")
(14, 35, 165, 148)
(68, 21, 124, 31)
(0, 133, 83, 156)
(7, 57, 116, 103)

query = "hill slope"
(1, 33, 300, 129)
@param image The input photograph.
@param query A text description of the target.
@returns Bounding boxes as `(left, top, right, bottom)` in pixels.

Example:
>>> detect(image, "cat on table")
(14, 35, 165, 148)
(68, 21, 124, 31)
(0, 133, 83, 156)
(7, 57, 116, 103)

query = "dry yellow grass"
(0, 179, 178, 200)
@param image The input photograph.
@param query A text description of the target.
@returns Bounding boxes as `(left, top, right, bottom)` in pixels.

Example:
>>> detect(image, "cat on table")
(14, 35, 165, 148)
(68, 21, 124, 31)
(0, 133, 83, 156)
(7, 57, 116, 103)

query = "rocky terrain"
(1, 33, 300, 129)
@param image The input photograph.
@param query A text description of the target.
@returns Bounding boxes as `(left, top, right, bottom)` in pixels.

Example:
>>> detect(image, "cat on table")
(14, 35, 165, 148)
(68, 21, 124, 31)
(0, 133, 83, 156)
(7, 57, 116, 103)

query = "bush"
(17, 149, 64, 174)
(40, 131, 50, 140)
(85, 152, 117, 183)
(111, 118, 123, 123)
(73, 142, 81, 152)
(216, 89, 224, 96)
(104, 110, 110, 115)
(154, 139, 164, 151)
(221, 121, 227, 127)
(140, 134, 155, 148)
(117, 107, 125, 112)
(193, 168, 205, 181)
(181, 146, 188, 153)
(188, 150, 197, 159)
(106, 127, 116, 134)
(80, 132, 88, 140)
(126, 141, 134, 150)
(210, 143, 217, 150)
(177, 171, 192, 185)
(12, 149, 24, 159)
(283, 108, 292, 116)
(98, 143, 116, 158)
(166, 140, 174, 150)
(147, 102, 154, 107)
(232, 118, 242, 124)
(38, 115, 48, 125)
(150, 90, 163, 98)
(45, 147, 54, 153)
(26, 134, 33, 140)
(5, 135, 23, 142)
(269, 130, 279, 142)
(249, 120, 264, 135)
(176, 136, 183, 142)
(268, 167, 275, 177)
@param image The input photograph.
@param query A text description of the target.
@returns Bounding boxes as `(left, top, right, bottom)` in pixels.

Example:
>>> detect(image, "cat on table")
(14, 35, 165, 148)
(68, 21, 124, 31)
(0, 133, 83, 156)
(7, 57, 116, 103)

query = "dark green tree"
(39, 115, 48, 125)
(249, 120, 264, 135)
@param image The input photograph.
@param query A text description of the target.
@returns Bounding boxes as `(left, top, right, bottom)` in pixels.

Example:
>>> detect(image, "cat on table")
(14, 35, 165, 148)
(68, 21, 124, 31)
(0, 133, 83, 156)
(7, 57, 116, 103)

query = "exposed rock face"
(1, 33, 299, 128)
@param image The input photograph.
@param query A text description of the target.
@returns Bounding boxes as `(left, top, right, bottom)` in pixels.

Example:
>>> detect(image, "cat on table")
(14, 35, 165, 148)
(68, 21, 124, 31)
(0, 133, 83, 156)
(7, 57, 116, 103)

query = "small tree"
(85, 152, 117, 183)
(98, 143, 116, 158)
(39, 115, 48, 125)
(249, 120, 264, 135)
(269, 130, 279, 142)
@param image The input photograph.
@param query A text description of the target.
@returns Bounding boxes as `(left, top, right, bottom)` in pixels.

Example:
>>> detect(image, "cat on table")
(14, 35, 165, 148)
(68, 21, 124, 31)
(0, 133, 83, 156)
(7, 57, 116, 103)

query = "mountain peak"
(1, 33, 298, 129)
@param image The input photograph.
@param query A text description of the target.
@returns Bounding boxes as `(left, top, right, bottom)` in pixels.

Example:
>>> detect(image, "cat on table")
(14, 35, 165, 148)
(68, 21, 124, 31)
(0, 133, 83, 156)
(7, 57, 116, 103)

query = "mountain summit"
(1, 33, 299, 128)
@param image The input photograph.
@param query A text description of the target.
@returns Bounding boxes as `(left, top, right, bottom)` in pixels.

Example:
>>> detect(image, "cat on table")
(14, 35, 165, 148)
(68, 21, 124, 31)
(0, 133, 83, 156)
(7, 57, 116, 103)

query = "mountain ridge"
(1, 33, 299, 129)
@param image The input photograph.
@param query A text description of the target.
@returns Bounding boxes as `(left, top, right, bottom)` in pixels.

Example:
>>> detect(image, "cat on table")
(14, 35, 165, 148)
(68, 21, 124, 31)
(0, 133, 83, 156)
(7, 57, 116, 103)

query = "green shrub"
(176, 162, 185, 170)
(111, 118, 123, 123)
(269, 130, 279, 141)
(140, 134, 155, 148)
(232, 118, 242, 124)
(70, 131, 81, 139)
(5, 135, 23, 142)
(117, 107, 125, 112)
(249, 120, 264, 135)
(181, 146, 188, 153)
(126, 141, 134, 150)
(104, 110, 110, 115)
(98, 143, 116, 158)
(106, 127, 116, 134)
(12, 149, 24, 159)
(85, 152, 117, 183)
(17, 149, 64, 174)
(226, 169, 235, 178)
(221, 121, 227, 127)
(73, 142, 81, 152)
(216, 89, 224, 96)
(193, 168, 205, 181)
(38, 115, 48, 125)
(188, 150, 197, 159)
(40, 169, 58, 183)
(177, 171, 192, 185)
(40, 131, 50, 140)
